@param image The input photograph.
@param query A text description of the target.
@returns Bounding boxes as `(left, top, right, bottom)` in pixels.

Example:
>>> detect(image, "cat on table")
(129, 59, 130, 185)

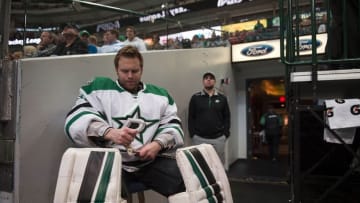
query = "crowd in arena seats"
(6, 16, 325, 60)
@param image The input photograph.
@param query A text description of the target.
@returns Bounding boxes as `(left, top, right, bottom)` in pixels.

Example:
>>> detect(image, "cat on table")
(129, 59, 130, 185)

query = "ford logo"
(298, 39, 322, 51)
(241, 45, 274, 56)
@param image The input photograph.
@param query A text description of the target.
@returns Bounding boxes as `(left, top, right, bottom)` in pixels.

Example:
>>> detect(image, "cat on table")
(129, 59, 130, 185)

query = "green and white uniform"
(65, 77, 184, 170)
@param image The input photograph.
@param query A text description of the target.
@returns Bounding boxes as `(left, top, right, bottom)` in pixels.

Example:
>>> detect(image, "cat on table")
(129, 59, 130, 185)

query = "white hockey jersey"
(65, 77, 184, 168)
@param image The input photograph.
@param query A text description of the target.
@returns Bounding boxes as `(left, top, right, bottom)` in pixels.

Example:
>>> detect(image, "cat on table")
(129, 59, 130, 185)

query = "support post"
(0, 0, 12, 60)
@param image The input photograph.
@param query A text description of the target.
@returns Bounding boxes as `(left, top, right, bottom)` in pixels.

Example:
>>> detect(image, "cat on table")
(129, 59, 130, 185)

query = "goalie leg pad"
(169, 144, 233, 203)
(53, 148, 125, 203)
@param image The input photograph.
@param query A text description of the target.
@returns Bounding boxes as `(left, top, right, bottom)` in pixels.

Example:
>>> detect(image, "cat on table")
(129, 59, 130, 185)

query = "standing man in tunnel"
(260, 105, 283, 161)
(188, 72, 231, 165)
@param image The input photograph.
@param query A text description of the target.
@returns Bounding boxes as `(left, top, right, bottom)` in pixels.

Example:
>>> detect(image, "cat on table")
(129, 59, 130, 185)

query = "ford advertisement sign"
(241, 44, 274, 57)
(232, 33, 327, 62)
(297, 39, 322, 51)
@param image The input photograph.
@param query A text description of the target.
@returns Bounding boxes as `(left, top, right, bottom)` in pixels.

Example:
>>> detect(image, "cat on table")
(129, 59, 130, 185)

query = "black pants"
(122, 156, 185, 197)
(266, 133, 281, 160)
(327, 0, 360, 66)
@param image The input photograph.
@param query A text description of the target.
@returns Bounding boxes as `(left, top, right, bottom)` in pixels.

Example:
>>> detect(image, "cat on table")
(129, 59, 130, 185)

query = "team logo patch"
(113, 106, 159, 144)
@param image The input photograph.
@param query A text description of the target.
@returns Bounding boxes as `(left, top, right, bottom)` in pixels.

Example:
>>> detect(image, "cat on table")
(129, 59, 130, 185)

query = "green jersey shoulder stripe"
(144, 84, 174, 105)
(82, 77, 124, 94)
(65, 111, 103, 142)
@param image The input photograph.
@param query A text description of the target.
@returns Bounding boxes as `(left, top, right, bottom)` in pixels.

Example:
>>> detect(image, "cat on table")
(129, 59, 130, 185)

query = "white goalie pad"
(169, 144, 233, 203)
(53, 148, 126, 203)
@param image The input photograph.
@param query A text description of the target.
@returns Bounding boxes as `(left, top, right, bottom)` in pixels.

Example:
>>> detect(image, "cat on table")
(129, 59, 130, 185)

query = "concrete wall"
(14, 47, 238, 202)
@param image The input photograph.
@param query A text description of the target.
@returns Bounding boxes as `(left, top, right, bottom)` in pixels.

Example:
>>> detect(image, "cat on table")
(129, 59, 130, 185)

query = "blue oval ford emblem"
(298, 39, 322, 51)
(241, 44, 274, 56)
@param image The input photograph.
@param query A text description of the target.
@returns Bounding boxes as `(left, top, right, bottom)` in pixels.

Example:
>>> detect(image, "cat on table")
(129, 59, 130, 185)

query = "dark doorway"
(247, 77, 288, 160)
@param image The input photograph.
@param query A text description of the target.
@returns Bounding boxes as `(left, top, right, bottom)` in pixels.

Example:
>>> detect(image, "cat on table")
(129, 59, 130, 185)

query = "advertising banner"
(232, 33, 327, 62)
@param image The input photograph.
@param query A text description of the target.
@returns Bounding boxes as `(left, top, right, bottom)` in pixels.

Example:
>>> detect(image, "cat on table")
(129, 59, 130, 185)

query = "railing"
(280, 0, 360, 67)
(279, 1, 360, 202)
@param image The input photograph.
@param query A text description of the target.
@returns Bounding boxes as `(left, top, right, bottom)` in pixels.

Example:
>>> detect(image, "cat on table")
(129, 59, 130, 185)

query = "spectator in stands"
(79, 30, 98, 54)
(23, 45, 37, 57)
(254, 20, 265, 33)
(123, 26, 147, 51)
(228, 32, 239, 44)
(245, 31, 257, 42)
(79, 30, 90, 42)
(87, 35, 99, 54)
(191, 35, 203, 48)
(149, 33, 164, 50)
(52, 24, 88, 56)
(253, 20, 265, 41)
(98, 29, 124, 53)
(317, 14, 327, 34)
(206, 31, 218, 47)
(299, 17, 311, 35)
(36, 31, 57, 57)
(198, 34, 206, 48)
(174, 37, 183, 49)
(55, 31, 65, 45)
(219, 32, 231, 47)
(166, 38, 178, 49)
(181, 38, 191, 49)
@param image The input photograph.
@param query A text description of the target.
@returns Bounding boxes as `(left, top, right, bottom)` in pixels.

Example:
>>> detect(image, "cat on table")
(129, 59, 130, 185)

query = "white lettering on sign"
(169, 7, 188, 17)
(8, 38, 41, 45)
(96, 21, 120, 32)
(217, 0, 243, 7)
(246, 47, 269, 56)
(139, 11, 166, 23)
(139, 7, 189, 23)
(299, 44, 312, 51)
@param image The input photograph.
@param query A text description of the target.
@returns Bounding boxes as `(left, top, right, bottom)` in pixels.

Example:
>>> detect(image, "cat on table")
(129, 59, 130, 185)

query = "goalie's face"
(116, 56, 143, 92)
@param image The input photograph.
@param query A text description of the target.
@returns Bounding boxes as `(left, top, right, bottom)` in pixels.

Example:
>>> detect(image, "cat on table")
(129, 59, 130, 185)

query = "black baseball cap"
(203, 71, 216, 80)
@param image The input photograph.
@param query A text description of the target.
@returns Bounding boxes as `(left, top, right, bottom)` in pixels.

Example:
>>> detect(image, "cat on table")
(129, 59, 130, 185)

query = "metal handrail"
(280, 0, 360, 66)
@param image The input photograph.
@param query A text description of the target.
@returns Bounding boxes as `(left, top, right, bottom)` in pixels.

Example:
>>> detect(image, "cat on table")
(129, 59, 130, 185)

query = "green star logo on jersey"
(112, 106, 159, 144)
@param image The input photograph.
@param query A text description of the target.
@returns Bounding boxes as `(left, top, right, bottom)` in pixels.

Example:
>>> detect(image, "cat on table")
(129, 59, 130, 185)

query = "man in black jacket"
(52, 24, 88, 56)
(188, 72, 230, 164)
